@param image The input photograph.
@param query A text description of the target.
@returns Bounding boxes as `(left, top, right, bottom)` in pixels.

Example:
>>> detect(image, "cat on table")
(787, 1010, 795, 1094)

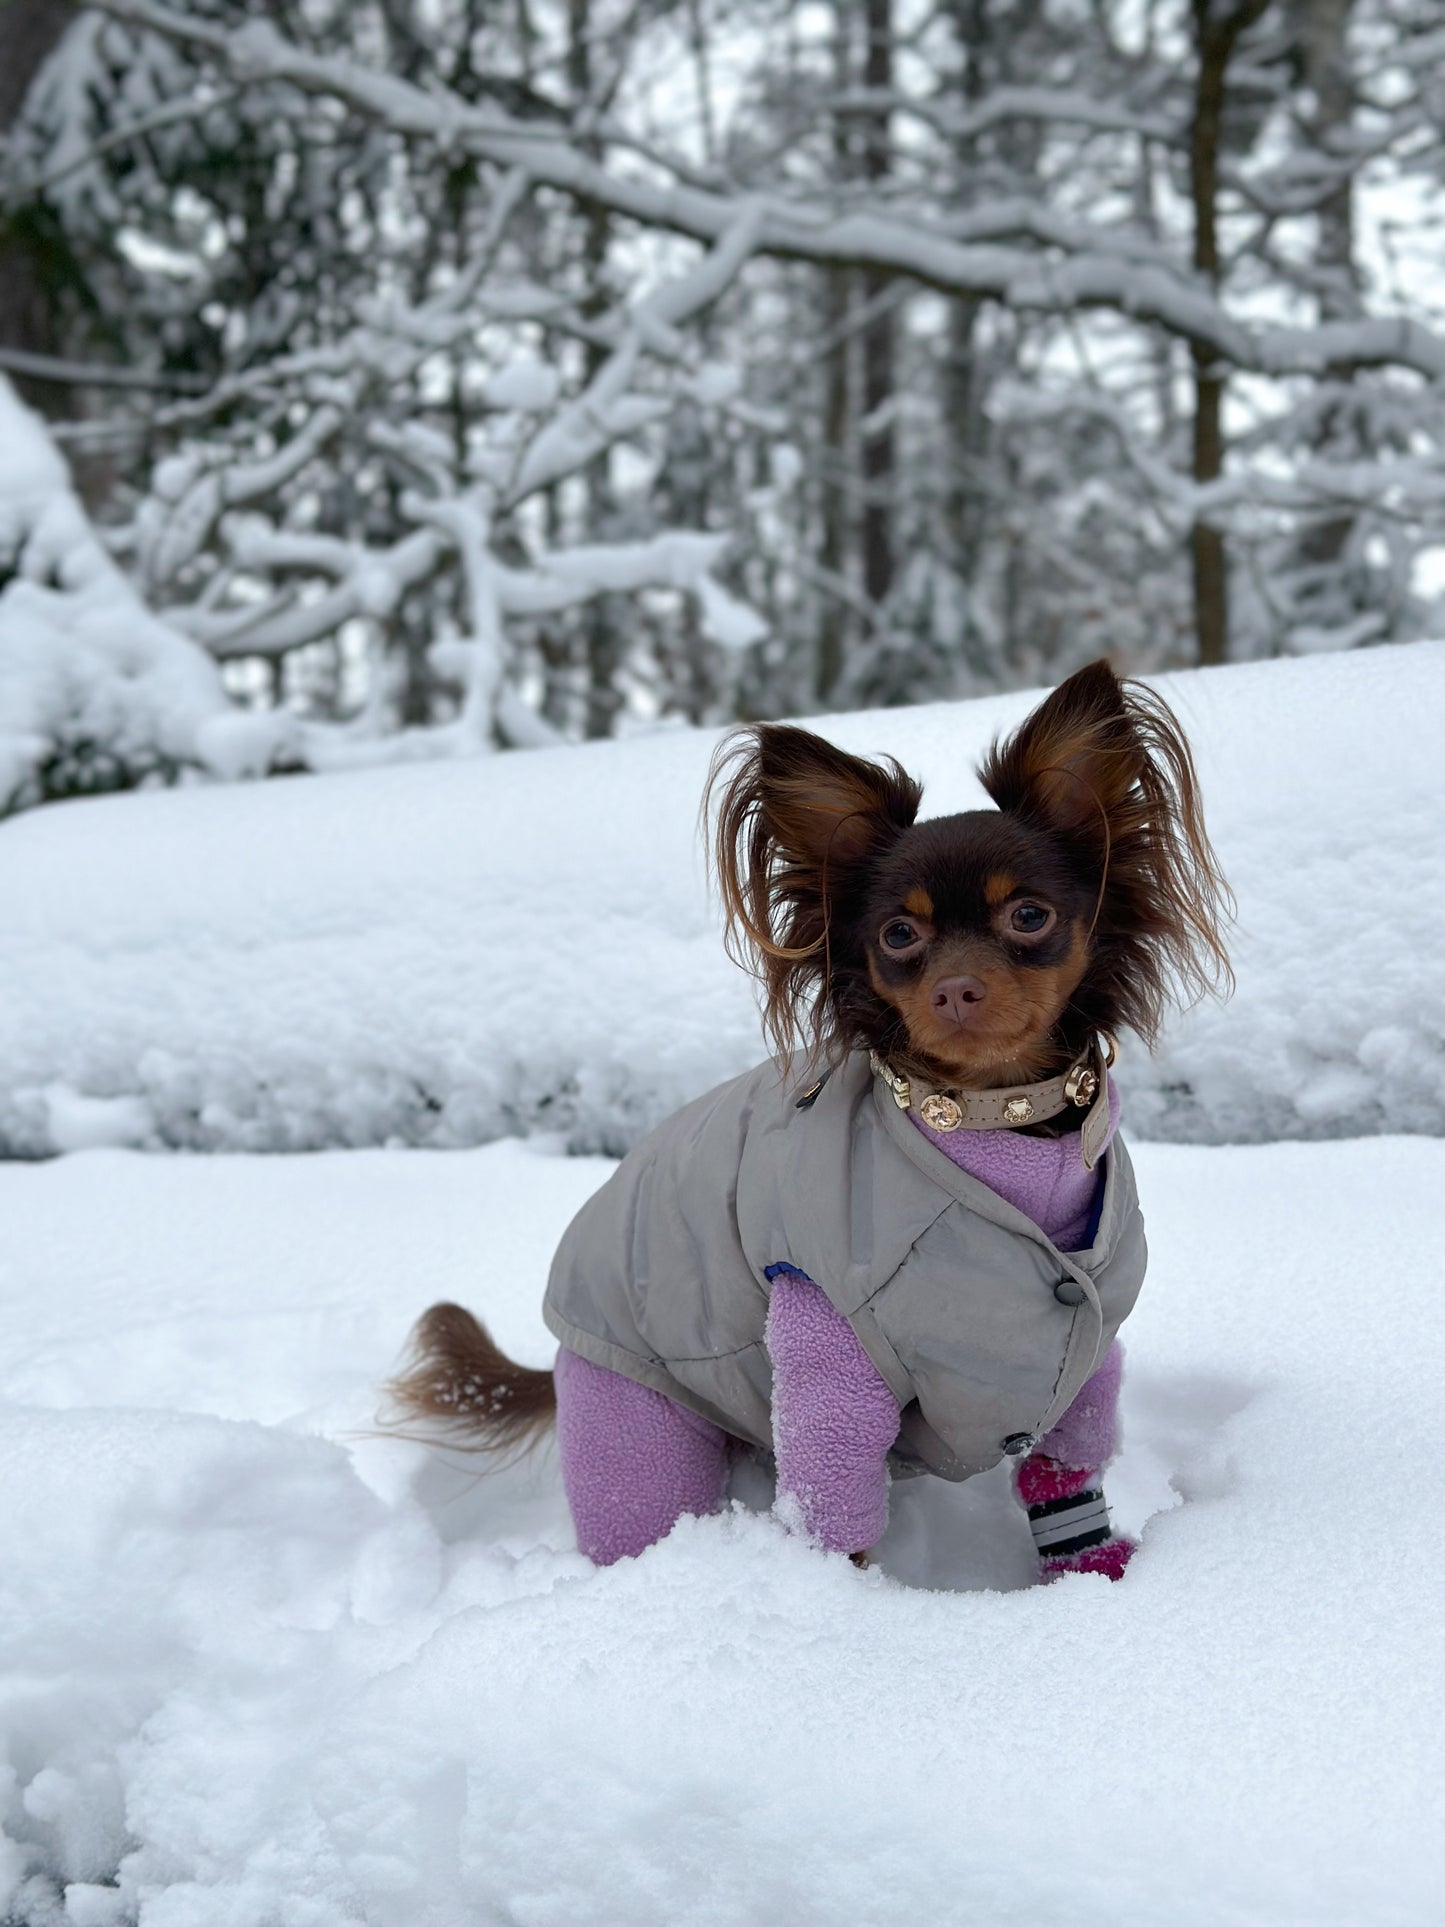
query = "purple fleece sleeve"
(1037, 1339, 1124, 1469)
(765, 1267, 900, 1555)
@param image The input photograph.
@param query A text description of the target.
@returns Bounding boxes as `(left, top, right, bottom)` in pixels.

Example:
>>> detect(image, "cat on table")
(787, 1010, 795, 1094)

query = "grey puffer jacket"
(542, 1049, 1147, 1481)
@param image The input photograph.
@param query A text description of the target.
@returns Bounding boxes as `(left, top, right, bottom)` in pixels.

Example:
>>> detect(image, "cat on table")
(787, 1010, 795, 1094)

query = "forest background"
(0, 0, 1442, 810)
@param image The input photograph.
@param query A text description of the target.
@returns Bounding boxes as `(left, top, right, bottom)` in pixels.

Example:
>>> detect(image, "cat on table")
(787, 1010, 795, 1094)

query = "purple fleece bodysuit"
(555, 1082, 1132, 1575)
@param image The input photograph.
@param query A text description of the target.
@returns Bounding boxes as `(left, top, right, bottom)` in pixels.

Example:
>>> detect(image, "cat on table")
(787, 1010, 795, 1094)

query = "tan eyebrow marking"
(984, 873, 1018, 907)
(902, 888, 934, 919)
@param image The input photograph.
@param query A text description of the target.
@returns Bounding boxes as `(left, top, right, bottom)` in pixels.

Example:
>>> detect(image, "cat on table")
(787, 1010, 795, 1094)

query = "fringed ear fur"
(706, 723, 922, 1064)
(980, 660, 1142, 837)
(979, 660, 1233, 1043)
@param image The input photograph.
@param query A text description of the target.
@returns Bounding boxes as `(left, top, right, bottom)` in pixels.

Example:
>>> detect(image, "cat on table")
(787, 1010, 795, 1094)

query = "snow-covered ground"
(2, 642, 1443, 1158)
(3, 644, 1443, 1922)
(1, 1133, 1441, 1924)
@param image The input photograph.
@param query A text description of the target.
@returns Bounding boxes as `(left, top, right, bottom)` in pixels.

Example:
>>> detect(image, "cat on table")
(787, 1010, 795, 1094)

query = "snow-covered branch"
(0, 378, 292, 810)
(832, 83, 1181, 147)
(506, 205, 763, 503)
(86, 0, 1445, 381)
(0, 347, 208, 394)
(3, 0, 1439, 783)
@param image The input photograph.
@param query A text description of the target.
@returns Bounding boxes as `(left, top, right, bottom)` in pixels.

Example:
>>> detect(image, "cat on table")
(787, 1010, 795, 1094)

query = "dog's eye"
(1010, 903, 1053, 935)
(881, 920, 922, 951)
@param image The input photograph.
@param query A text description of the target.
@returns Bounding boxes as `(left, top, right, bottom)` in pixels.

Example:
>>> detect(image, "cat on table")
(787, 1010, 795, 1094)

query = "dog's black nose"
(930, 976, 987, 1025)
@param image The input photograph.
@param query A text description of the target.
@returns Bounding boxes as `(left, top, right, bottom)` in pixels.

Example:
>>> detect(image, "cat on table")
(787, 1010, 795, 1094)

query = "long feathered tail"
(384, 1302, 557, 1456)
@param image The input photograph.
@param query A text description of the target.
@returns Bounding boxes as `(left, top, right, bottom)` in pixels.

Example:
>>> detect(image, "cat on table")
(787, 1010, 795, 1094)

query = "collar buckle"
(1063, 1061, 1098, 1109)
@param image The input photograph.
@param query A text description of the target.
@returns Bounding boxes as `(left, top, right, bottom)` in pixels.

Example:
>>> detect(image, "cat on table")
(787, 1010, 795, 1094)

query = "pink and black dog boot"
(1014, 1449, 1137, 1582)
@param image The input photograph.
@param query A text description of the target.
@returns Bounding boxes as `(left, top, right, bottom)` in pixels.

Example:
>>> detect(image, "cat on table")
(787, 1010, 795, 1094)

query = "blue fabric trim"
(764, 1261, 816, 1285)
(1080, 1160, 1107, 1249)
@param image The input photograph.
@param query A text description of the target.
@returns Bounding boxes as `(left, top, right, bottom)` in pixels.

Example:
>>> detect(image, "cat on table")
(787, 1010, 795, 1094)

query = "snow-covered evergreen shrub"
(0, 378, 289, 815)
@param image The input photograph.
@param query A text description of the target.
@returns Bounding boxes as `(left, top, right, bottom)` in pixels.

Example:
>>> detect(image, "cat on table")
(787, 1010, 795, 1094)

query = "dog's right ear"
(706, 724, 921, 1061)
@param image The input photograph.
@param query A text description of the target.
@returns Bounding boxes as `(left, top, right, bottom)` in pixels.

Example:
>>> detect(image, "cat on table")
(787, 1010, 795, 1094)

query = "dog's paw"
(1039, 1536, 1136, 1583)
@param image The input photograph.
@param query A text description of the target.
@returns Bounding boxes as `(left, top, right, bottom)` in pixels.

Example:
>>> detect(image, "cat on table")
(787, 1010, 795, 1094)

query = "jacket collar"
(865, 1057, 1132, 1276)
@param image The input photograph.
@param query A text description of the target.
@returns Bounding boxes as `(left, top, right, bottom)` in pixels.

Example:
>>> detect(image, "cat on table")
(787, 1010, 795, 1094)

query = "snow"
(0, 380, 289, 810)
(40, 1084, 153, 1153)
(0, 376, 763, 786)
(0, 1132, 1441, 1922)
(482, 357, 561, 412)
(0, 642, 1441, 1155)
(106, 2, 1445, 386)
(2, 635, 1442, 1920)
(695, 568, 771, 650)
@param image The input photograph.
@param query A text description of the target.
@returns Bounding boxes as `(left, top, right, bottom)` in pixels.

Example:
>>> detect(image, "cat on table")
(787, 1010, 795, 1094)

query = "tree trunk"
(859, 0, 895, 615)
(0, 0, 82, 417)
(568, 0, 623, 740)
(817, 0, 895, 705)
(1188, 0, 1271, 667)
(1292, 0, 1360, 595)
(817, 264, 854, 705)
(817, 9, 859, 704)
(1189, 348, 1229, 668)
(941, 0, 997, 679)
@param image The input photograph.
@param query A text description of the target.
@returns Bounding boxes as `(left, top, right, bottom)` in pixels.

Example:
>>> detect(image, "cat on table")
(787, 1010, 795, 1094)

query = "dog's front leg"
(764, 1266, 899, 1560)
(1013, 1340, 1136, 1581)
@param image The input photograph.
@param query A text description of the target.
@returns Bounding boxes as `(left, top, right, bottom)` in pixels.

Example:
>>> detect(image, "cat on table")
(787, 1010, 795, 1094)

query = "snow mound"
(0, 1135, 1440, 1921)
(0, 643, 1441, 1153)
(0, 379, 292, 814)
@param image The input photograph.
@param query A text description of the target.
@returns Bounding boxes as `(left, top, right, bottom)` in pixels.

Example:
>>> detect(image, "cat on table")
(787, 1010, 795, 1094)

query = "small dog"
(390, 661, 1230, 1578)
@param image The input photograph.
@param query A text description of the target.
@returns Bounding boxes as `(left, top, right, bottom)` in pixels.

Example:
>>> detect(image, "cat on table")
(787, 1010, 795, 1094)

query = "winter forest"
(2, 0, 1444, 806)
(2, 4, 1445, 1923)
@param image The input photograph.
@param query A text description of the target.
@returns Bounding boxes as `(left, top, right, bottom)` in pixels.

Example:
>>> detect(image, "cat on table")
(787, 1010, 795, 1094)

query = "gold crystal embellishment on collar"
(919, 1093, 964, 1132)
(1002, 1094, 1035, 1125)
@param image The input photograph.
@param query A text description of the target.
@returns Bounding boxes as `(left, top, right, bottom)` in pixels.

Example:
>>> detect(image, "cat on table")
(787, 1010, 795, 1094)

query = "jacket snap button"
(1054, 1277, 1086, 1306)
(1000, 1433, 1035, 1457)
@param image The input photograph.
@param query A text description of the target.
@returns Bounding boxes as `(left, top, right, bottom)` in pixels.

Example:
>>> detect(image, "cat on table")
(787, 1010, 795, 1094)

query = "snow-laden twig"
(407, 492, 507, 751)
(507, 202, 766, 504)
(0, 377, 294, 808)
(168, 528, 443, 658)
(2, 83, 243, 207)
(0, 347, 207, 394)
(831, 82, 1181, 147)
(85, 0, 1445, 381)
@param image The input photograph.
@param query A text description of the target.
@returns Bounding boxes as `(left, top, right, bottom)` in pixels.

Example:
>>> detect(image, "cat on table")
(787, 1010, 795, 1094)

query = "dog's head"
(708, 660, 1232, 1086)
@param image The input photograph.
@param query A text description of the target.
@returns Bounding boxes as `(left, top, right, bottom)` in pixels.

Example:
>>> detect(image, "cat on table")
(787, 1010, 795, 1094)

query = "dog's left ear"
(978, 659, 1139, 843)
(980, 659, 1234, 1039)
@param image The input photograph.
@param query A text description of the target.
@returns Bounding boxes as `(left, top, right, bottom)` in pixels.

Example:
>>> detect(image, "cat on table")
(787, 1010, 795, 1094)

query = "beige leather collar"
(868, 1032, 1117, 1171)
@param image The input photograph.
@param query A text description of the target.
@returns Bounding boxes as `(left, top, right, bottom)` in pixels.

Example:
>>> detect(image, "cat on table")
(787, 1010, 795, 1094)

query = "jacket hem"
(542, 1302, 672, 1394)
(542, 1301, 767, 1444)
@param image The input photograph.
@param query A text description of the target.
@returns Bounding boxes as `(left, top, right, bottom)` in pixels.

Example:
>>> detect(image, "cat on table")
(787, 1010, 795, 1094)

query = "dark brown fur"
(387, 660, 1232, 1450)
(704, 721, 924, 1066)
(976, 661, 1233, 1051)
(708, 659, 1231, 1088)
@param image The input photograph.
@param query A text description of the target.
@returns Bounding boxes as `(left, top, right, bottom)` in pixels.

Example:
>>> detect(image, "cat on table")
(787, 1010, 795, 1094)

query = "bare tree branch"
(0, 346, 208, 392)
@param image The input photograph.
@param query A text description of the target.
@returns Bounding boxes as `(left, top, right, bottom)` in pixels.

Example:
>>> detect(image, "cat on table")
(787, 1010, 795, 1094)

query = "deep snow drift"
(1, 643, 1443, 1157)
(0, 1134, 1441, 1924)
